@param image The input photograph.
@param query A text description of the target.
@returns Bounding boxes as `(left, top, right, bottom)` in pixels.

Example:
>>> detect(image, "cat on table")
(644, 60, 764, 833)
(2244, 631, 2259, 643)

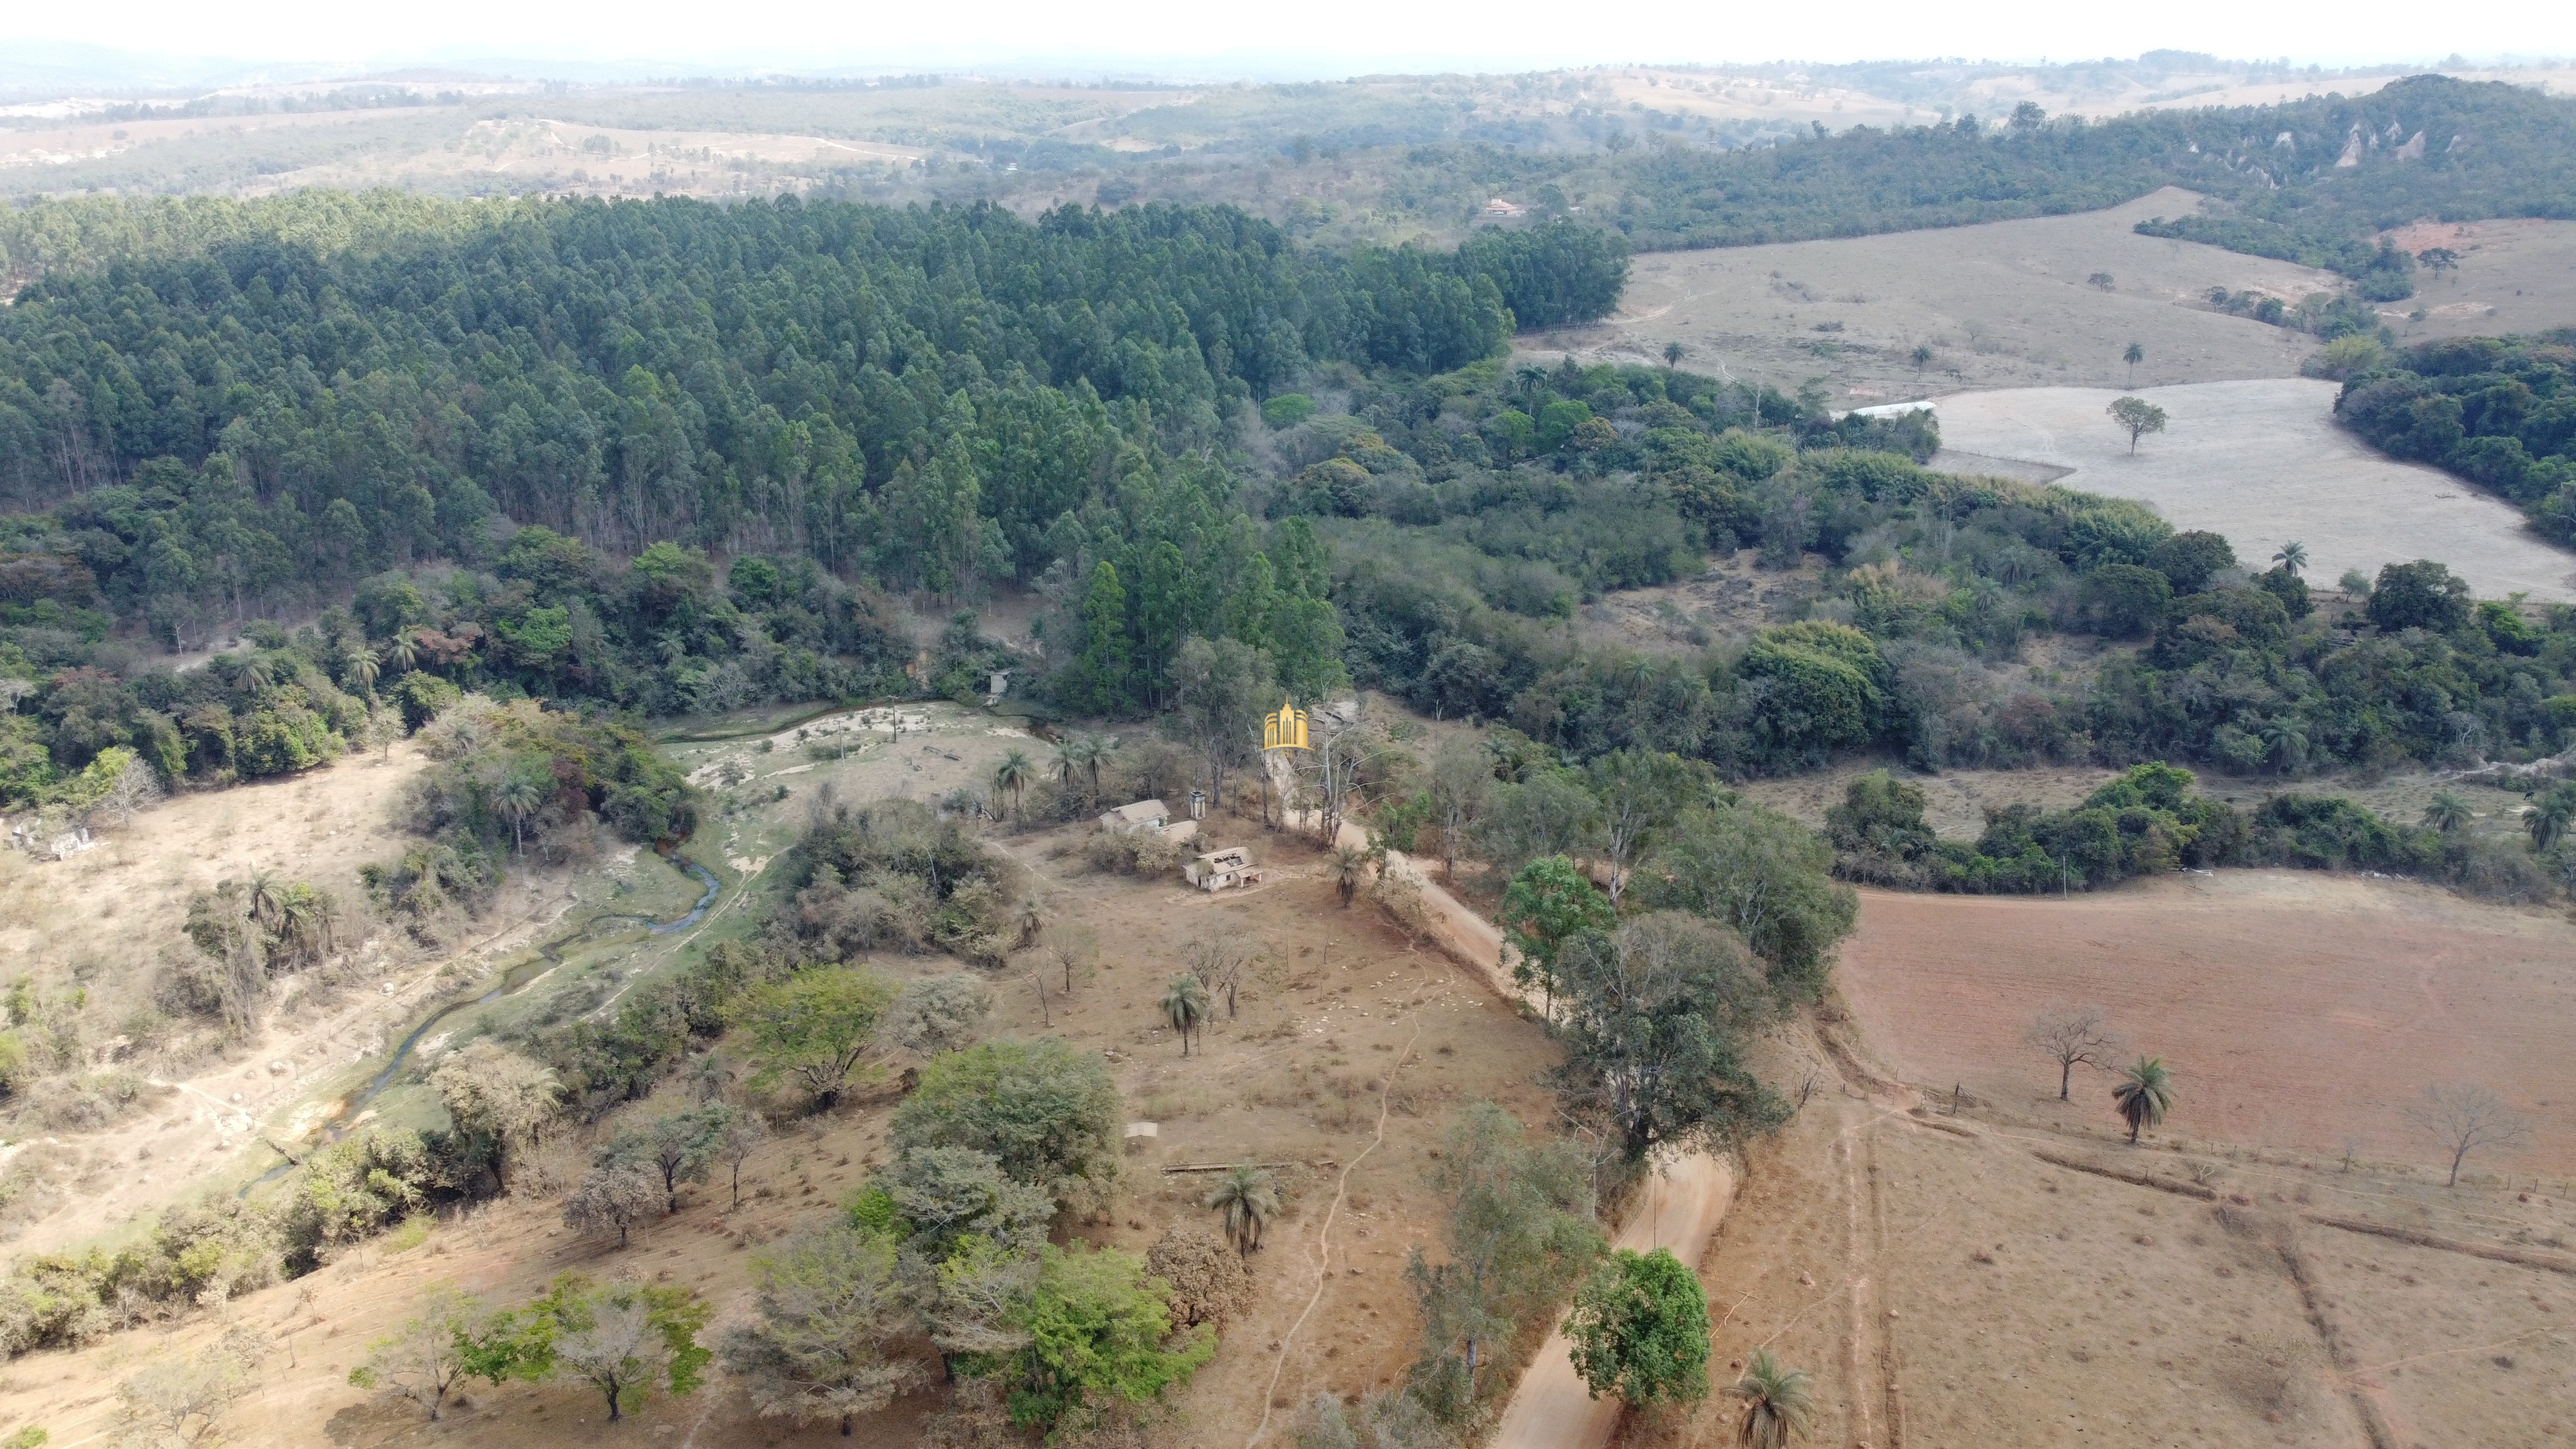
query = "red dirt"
(1835, 871, 2576, 1177)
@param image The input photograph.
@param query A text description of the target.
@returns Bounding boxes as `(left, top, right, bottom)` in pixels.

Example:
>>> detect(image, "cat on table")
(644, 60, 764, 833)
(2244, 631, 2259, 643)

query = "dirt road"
(1295, 808, 1741, 1449)
(1487, 1151, 1739, 1449)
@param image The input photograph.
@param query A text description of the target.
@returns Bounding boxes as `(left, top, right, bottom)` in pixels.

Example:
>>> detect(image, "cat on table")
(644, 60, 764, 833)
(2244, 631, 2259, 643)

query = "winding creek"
(243, 856, 721, 1194)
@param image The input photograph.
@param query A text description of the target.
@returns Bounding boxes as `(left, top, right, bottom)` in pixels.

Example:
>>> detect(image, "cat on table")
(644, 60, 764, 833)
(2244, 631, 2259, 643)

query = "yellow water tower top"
(1263, 696, 1310, 751)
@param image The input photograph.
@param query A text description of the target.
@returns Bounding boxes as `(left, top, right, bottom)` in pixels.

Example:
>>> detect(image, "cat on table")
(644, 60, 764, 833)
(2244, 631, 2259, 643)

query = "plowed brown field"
(1836, 871, 2576, 1177)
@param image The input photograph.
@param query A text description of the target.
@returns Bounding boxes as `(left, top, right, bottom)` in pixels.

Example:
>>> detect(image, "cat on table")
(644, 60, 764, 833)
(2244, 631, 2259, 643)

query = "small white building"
(1100, 799, 1171, 832)
(1183, 846, 1262, 891)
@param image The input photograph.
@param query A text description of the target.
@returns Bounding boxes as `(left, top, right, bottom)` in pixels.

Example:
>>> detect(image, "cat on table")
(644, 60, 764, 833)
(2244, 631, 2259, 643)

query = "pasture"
(1932, 378, 2576, 601)
(1529, 188, 2333, 399)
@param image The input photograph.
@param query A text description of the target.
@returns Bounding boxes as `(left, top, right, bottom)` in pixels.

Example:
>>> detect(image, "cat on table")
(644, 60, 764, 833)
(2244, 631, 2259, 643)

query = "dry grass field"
(1931, 378, 2576, 601)
(1837, 873, 2576, 1176)
(1527, 188, 2334, 399)
(2381, 217, 2576, 343)
(0, 802, 1555, 1448)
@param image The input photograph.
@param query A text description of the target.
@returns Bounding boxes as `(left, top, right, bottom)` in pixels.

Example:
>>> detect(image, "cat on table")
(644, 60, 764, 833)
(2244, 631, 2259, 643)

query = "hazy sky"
(5, 0, 2571, 78)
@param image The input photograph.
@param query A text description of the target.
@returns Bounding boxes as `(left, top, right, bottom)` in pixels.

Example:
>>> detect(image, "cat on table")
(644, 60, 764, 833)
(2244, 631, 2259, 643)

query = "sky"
(2, 0, 2571, 82)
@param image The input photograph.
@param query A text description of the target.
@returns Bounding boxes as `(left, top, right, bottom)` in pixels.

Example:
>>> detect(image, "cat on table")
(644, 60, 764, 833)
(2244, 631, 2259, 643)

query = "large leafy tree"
(968, 1244, 1216, 1437)
(891, 1039, 1122, 1214)
(1404, 1103, 1604, 1416)
(736, 967, 895, 1110)
(527, 1274, 712, 1425)
(1554, 913, 1783, 1160)
(1496, 854, 1614, 1016)
(1632, 801, 1858, 1001)
(1566, 1247, 1712, 1406)
(718, 1222, 921, 1436)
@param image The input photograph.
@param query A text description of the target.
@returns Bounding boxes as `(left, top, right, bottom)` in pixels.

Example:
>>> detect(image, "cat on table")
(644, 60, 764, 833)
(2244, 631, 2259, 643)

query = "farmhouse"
(1183, 846, 1262, 891)
(1100, 799, 1172, 831)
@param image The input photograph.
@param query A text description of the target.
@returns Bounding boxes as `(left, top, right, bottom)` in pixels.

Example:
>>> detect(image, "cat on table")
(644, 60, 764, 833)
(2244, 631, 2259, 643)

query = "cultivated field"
(1529, 189, 2334, 399)
(1835, 871, 2576, 1176)
(1932, 378, 2576, 601)
(1641, 1047, 2576, 1449)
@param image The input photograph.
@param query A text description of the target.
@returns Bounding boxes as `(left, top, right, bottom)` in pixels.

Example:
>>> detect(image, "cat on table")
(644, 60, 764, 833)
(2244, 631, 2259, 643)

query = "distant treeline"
(1418, 75, 2576, 283)
(1829, 763, 2556, 902)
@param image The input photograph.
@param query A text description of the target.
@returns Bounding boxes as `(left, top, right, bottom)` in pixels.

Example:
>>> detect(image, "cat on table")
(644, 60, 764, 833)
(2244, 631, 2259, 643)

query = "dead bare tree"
(2404, 1082, 2532, 1187)
(1047, 923, 1100, 996)
(2025, 1005, 2120, 1101)
(1183, 933, 1258, 1019)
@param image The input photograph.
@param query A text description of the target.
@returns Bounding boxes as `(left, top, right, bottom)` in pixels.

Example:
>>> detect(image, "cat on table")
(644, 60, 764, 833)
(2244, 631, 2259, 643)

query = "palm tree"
(2113, 1056, 2175, 1145)
(1203, 1165, 1280, 1257)
(1662, 341, 1686, 369)
(1162, 973, 1211, 1056)
(379, 634, 419, 676)
(1330, 844, 1367, 908)
(991, 750, 1034, 820)
(245, 869, 289, 936)
(2526, 787, 2576, 851)
(2123, 341, 2144, 386)
(275, 884, 338, 967)
(2272, 541, 2308, 576)
(339, 648, 380, 697)
(237, 654, 276, 695)
(2422, 791, 2474, 834)
(496, 775, 544, 857)
(1730, 1349, 1814, 1449)
(1514, 363, 1547, 406)
(1051, 736, 1083, 793)
(2260, 719, 2308, 777)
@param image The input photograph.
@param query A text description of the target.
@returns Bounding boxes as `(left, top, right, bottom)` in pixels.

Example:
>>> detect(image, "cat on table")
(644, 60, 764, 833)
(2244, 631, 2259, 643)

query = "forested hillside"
(0, 194, 1627, 810)
(1418, 75, 2576, 278)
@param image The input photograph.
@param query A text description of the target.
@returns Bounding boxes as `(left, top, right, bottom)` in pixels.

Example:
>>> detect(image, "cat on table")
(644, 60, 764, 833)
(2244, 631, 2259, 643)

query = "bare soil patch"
(1634, 1054, 2576, 1449)
(1835, 871, 2576, 1177)
(1932, 378, 2576, 601)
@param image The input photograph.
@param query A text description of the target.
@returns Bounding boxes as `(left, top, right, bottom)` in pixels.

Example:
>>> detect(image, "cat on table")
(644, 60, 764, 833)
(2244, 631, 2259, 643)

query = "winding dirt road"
(1295, 805, 1739, 1449)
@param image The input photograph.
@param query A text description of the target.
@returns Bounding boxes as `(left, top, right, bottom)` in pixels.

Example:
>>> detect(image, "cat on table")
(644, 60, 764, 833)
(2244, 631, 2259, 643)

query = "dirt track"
(1311, 811, 1741, 1449)
(1835, 871, 2576, 1176)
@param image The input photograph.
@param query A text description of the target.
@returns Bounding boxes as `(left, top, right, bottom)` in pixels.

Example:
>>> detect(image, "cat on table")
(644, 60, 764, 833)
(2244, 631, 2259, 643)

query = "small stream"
(242, 855, 720, 1195)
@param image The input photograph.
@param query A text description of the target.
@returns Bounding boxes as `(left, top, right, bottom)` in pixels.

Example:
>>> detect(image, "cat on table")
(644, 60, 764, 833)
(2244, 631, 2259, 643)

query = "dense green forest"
(2337, 332, 2576, 540)
(0, 194, 1627, 811)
